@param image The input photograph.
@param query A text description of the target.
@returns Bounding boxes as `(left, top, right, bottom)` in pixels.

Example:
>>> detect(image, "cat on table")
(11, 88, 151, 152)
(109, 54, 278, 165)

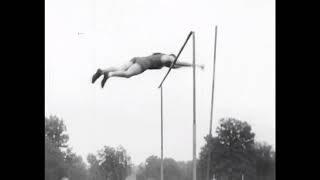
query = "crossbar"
(158, 31, 193, 88)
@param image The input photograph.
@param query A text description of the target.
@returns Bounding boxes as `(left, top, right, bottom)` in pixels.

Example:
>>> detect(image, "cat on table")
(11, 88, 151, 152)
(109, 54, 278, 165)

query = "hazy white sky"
(45, 0, 275, 165)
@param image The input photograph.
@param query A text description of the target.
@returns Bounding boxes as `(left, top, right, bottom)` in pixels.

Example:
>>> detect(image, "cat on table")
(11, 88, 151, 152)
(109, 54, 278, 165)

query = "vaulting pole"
(192, 31, 197, 180)
(206, 26, 218, 180)
(160, 86, 164, 180)
(158, 31, 193, 88)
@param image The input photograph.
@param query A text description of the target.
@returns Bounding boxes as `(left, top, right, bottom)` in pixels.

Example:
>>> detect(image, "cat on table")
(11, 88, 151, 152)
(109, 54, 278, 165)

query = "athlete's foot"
(92, 69, 103, 84)
(101, 72, 109, 88)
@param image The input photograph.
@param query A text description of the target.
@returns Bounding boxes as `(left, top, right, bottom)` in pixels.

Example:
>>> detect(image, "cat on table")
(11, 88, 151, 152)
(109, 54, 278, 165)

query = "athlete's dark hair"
(152, 52, 163, 55)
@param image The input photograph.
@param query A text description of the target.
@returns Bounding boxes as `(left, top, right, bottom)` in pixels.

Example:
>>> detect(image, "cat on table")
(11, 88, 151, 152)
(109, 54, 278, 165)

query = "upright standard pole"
(192, 31, 197, 180)
(206, 26, 218, 180)
(160, 87, 164, 180)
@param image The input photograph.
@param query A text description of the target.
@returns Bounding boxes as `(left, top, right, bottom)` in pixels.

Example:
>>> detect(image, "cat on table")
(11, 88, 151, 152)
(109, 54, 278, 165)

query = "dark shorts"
(130, 57, 151, 70)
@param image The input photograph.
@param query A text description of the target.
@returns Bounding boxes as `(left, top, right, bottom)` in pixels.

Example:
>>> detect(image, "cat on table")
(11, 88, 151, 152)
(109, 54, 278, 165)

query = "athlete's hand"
(200, 65, 205, 71)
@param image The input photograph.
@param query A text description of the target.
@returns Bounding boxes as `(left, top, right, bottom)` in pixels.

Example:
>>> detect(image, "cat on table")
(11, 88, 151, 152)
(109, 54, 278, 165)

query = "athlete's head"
(161, 54, 176, 67)
(169, 54, 177, 59)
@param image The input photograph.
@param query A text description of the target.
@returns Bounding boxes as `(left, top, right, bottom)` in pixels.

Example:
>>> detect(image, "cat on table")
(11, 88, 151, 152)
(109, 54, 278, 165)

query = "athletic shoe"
(92, 69, 102, 84)
(101, 72, 109, 88)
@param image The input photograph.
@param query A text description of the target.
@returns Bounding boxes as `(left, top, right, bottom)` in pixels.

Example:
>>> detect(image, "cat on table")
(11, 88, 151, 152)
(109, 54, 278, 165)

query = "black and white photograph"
(45, 0, 275, 180)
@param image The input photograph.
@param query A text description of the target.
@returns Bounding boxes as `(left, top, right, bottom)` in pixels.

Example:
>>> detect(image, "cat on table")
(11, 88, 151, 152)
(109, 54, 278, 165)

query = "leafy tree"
(144, 155, 160, 180)
(198, 118, 276, 180)
(65, 148, 88, 180)
(163, 158, 182, 180)
(45, 115, 69, 148)
(88, 153, 107, 180)
(198, 136, 221, 180)
(89, 146, 132, 180)
(198, 118, 256, 180)
(254, 142, 275, 180)
(45, 115, 69, 180)
(45, 115, 88, 180)
(45, 136, 68, 180)
(177, 161, 192, 180)
(137, 156, 183, 180)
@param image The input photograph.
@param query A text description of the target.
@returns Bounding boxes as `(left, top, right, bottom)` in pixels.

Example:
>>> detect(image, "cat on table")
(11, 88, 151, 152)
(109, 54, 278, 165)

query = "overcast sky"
(45, 0, 275, 165)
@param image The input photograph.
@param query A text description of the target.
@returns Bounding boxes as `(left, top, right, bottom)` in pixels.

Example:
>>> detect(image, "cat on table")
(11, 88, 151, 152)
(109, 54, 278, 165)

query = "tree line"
(45, 115, 132, 180)
(45, 116, 275, 180)
(197, 118, 275, 180)
(136, 118, 275, 180)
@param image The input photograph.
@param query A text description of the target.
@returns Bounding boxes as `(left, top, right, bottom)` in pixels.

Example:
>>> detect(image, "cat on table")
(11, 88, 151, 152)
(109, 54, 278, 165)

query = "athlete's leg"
(101, 63, 145, 88)
(101, 60, 133, 73)
(118, 61, 134, 71)
(92, 66, 120, 83)
(92, 60, 135, 84)
(101, 67, 118, 73)
(109, 63, 144, 78)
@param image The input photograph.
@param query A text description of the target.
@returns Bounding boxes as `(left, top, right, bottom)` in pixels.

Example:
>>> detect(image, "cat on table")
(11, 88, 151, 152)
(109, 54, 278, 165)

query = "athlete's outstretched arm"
(172, 61, 204, 70)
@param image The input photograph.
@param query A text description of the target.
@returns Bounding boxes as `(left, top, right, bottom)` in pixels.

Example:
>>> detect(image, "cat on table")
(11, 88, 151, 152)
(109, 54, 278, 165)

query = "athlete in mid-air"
(92, 53, 204, 88)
